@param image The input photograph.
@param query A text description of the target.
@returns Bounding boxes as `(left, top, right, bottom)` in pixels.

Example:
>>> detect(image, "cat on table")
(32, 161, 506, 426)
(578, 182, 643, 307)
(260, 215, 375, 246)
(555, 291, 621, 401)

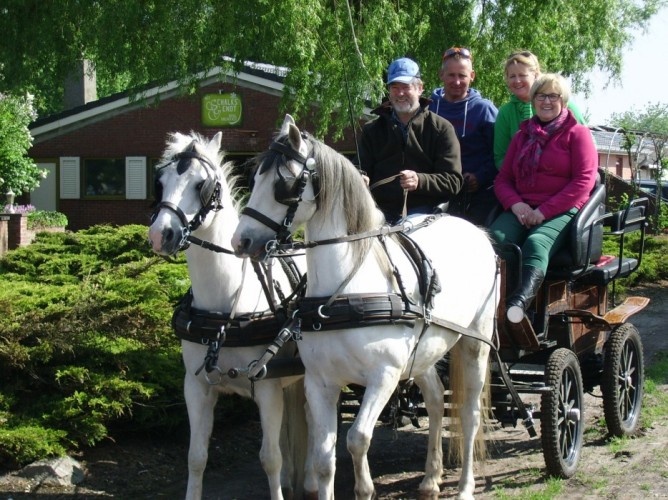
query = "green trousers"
(488, 208, 578, 274)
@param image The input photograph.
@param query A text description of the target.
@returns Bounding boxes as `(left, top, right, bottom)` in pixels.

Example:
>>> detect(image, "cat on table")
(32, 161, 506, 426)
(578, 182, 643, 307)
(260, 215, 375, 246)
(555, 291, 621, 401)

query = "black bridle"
(242, 134, 319, 248)
(151, 150, 229, 254)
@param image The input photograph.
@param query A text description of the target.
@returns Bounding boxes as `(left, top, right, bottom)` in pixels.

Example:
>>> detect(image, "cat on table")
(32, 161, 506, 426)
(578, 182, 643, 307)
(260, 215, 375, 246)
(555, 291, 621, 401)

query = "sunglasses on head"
(442, 47, 472, 62)
(509, 50, 534, 58)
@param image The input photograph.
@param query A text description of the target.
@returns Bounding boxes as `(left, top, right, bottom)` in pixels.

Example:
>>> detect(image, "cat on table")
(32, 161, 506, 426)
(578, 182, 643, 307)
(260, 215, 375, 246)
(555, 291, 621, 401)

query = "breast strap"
(295, 293, 421, 331)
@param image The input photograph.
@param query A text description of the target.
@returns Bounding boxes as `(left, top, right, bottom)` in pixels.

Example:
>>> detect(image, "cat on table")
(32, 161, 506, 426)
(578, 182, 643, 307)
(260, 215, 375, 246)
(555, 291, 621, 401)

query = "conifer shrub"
(0, 225, 215, 467)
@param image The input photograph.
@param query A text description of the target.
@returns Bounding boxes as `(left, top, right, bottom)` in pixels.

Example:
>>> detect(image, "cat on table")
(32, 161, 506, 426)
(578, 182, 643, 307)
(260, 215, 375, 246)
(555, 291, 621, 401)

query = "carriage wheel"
(540, 348, 584, 478)
(602, 323, 644, 437)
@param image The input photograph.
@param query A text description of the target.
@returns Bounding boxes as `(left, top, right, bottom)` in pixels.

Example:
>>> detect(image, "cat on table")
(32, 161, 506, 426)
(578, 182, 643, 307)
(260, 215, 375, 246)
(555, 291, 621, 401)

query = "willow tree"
(1, 0, 662, 137)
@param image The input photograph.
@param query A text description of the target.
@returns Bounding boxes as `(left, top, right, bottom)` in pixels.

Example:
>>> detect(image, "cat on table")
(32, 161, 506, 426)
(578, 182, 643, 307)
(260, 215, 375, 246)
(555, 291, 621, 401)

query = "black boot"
(506, 266, 544, 323)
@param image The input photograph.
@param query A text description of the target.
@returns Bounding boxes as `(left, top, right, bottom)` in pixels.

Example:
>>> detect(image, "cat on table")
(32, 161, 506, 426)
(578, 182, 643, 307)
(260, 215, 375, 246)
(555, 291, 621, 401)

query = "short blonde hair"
(529, 73, 570, 106)
(504, 50, 541, 76)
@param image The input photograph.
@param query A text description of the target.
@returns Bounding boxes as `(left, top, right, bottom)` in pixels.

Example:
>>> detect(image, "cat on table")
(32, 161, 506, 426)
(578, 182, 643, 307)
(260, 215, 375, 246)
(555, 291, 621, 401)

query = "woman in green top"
(493, 51, 586, 168)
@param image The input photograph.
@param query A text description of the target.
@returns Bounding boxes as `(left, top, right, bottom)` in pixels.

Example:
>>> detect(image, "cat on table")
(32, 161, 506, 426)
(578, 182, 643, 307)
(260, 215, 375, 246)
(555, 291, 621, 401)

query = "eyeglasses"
(442, 47, 472, 62)
(534, 93, 561, 102)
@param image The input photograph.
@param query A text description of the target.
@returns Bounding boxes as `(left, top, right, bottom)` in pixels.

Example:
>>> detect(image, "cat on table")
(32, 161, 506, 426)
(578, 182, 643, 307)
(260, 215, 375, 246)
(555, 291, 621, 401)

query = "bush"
(0, 426, 68, 469)
(0, 225, 191, 467)
(26, 210, 68, 229)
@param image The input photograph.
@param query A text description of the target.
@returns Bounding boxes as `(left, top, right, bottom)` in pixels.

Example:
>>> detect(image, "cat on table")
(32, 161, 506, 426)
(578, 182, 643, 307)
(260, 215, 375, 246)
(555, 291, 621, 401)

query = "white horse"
(148, 131, 311, 500)
(232, 115, 499, 500)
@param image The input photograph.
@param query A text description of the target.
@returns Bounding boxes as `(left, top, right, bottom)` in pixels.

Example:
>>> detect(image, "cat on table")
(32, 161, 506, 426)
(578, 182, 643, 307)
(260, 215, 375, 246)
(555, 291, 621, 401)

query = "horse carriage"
(486, 181, 648, 478)
(150, 117, 649, 499)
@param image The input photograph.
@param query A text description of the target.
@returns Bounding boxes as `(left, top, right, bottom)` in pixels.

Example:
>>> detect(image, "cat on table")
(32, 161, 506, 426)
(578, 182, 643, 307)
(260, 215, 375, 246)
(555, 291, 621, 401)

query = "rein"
(264, 214, 440, 255)
(369, 173, 409, 220)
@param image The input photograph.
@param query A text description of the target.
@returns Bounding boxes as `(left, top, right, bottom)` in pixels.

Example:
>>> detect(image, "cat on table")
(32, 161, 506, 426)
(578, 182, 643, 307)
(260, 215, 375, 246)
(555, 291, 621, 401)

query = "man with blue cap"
(359, 57, 463, 223)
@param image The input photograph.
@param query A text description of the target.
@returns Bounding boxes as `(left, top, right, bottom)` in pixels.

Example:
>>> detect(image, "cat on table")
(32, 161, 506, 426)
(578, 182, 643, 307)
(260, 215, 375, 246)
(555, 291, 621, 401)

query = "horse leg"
(183, 373, 218, 500)
(451, 338, 490, 500)
(303, 377, 341, 500)
(414, 366, 446, 499)
(280, 378, 311, 500)
(347, 370, 402, 500)
(255, 381, 287, 500)
(303, 397, 320, 500)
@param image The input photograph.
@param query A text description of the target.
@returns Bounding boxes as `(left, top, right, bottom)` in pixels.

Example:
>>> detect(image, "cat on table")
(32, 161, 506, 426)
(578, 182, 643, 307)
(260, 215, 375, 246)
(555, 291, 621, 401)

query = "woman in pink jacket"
(489, 73, 598, 323)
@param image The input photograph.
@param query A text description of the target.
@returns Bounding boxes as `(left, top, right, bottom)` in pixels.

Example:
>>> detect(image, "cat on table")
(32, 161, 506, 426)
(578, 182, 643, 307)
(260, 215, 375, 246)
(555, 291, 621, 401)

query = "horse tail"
(283, 377, 308, 497)
(446, 340, 492, 466)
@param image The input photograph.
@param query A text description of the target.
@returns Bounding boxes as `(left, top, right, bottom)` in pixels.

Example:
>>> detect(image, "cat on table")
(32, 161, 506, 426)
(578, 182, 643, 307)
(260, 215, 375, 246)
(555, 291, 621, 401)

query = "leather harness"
(172, 290, 287, 347)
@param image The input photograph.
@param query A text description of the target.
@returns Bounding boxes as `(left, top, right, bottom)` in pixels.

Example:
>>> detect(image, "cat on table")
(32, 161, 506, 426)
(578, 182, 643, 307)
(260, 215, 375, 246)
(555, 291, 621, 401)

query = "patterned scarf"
(516, 108, 569, 185)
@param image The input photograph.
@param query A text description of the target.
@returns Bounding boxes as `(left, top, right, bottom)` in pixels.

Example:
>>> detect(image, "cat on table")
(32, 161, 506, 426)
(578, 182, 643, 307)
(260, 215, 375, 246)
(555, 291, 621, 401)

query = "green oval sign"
(202, 93, 242, 127)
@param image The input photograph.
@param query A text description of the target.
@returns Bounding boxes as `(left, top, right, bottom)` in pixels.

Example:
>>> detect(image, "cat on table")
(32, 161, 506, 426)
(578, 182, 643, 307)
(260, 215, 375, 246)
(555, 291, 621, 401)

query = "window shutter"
(126, 156, 147, 199)
(60, 157, 80, 199)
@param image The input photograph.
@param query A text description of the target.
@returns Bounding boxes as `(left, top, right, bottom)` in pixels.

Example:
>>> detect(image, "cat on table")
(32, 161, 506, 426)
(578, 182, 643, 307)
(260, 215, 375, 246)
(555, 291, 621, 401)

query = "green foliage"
(26, 210, 68, 229)
(0, 224, 191, 467)
(601, 233, 668, 292)
(0, 0, 662, 136)
(610, 103, 668, 230)
(0, 92, 47, 194)
(0, 426, 68, 469)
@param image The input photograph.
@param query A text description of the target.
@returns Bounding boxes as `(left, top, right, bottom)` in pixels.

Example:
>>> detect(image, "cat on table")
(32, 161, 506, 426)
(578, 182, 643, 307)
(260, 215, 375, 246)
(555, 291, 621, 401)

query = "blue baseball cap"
(387, 57, 421, 84)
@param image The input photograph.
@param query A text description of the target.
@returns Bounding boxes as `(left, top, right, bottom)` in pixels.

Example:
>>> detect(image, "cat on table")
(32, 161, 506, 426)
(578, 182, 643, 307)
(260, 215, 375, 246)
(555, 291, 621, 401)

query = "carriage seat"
(580, 199, 647, 286)
(547, 182, 648, 286)
(546, 182, 606, 280)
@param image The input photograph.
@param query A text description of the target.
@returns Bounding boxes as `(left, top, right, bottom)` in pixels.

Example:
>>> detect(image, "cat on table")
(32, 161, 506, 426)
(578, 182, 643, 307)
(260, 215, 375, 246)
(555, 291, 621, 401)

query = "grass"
(642, 352, 668, 429)
(493, 476, 563, 499)
(607, 436, 629, 455)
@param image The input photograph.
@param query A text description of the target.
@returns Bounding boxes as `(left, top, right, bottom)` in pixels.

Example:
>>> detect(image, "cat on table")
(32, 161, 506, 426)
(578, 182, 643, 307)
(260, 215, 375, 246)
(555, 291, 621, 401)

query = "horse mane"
(307, 135, 387, 272)
(159, 131, 243, 212)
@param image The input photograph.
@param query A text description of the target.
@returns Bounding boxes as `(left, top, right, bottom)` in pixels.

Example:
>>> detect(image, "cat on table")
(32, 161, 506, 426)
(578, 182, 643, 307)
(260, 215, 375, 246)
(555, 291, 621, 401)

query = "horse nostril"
(237, 237, 252, 255)
(165, 228, 174, 242)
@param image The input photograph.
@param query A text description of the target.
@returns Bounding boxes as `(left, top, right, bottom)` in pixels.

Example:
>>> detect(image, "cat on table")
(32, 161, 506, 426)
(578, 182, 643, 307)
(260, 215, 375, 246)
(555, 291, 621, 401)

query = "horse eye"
(196, 181, 205, 191)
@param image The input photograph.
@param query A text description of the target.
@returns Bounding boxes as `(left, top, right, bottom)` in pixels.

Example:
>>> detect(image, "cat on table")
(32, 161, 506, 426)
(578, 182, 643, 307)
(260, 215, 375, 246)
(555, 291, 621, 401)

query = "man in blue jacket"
(429, 47, 499, 226)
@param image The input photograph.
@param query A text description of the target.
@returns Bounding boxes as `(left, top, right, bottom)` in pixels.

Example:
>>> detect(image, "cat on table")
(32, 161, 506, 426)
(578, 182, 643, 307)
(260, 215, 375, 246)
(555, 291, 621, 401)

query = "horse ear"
(211, 132, 222, 150)
(287, 123, 302, 153)
(280, 114, 296, 135)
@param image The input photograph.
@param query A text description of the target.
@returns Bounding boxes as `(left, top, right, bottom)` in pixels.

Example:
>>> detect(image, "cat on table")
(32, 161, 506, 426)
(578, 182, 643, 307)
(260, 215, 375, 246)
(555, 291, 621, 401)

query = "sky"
(573, 6, 668, 126)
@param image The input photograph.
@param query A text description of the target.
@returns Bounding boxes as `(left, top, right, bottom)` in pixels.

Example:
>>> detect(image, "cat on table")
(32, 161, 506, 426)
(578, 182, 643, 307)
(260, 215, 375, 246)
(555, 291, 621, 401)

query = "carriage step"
(500, 315, 540, 350)
(604, 296, 650, 325)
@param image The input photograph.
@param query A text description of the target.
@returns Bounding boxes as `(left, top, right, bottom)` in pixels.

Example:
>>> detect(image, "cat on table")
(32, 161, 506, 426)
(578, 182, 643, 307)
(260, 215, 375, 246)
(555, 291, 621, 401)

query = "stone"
(18, 456, 85, 486)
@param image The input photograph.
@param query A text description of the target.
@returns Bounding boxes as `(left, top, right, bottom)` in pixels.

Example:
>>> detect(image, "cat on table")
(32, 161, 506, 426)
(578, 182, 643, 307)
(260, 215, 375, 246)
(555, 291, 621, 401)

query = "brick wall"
(29, 81, 360, 231)
(5, 213, 30, 250)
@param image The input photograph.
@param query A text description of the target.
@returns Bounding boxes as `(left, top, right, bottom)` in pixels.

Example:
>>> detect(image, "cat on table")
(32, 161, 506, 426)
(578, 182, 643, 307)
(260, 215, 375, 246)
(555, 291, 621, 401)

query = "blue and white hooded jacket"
(429, 88, 498, 190)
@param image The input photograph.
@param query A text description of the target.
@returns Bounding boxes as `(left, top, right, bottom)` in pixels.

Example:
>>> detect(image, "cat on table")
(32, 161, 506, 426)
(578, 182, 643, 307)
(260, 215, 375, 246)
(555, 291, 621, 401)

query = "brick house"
(27, 63, 364, 231)
(591, 126, 661, 181)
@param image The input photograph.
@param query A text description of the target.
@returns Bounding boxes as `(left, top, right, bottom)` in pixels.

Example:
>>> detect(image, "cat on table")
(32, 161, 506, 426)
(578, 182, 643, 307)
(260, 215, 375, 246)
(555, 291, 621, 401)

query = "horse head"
(232, 115, 320, 259)
(149, 131, 235, 256)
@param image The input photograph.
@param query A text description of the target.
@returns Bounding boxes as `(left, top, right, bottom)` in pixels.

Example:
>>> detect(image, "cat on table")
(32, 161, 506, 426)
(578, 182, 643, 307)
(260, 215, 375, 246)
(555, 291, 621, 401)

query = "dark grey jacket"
(359, 98, 463, 221)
